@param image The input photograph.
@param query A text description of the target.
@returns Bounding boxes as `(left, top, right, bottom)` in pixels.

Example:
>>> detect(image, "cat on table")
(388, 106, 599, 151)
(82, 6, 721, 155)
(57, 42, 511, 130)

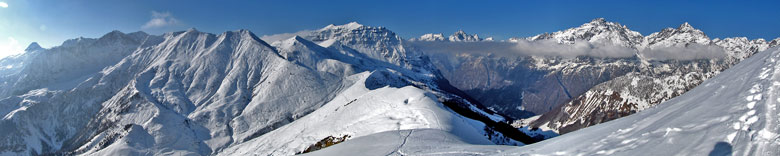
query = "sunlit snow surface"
(218, 72, 495, 155)
(310, 47, 780, 155)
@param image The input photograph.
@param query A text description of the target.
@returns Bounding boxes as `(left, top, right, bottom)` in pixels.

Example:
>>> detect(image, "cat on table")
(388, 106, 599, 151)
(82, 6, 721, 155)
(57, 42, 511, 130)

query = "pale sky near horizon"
(1, 0, 779, 58)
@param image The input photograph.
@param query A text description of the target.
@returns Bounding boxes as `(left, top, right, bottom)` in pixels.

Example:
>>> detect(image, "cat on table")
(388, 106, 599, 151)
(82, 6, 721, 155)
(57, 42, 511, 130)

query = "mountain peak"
(678, 22, 695, 31)
(291, 35, 305, 41)
(344, 21, 363, 28)
(186, 28, 200, 33)
(645, 22, 710, 48)
(104, 30, 126, 37)
(770, 38, 780, 47)
(590, 18, 607, 24)
(25, 42, 43, 51)
(277, 35, 320, 49)
(411, 33, 446, 41)
(323, 22, 365, 30)
(98, 30, 135, 42)
(224, 29, 266, 45)
(449, 30, 482, 42)
(527, 17, 643, 48)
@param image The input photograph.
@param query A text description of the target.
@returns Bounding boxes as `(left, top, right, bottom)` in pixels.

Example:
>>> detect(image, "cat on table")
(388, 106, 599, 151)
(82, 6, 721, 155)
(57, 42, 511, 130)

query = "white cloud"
(409, 40, 636, 58)
(0, 37, 25, 58)
(0, 2, 8, 8)
(39, 25, 47, 31)
(639, 44, 726, 60)
(141, 11, 180, 29)
(410, 40, 726, 61)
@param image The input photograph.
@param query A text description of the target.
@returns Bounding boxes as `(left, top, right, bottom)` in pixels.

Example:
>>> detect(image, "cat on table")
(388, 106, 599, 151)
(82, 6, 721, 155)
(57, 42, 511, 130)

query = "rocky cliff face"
(0, 23, 523, 155)
(430, 54, 638, 118)
(427, 19, 779, 135)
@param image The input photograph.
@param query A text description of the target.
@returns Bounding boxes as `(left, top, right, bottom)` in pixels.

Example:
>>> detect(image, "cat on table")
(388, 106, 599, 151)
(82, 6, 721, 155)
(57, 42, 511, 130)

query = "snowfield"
(218, 71, 495, 155)
(309, 47, 780, 155)
(303, 129, 515, 156)
(0, 22, 523, 155)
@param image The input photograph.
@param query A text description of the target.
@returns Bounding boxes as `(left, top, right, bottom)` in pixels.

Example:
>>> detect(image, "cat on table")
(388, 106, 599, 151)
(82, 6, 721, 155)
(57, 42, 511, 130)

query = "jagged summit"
(589, 17, 607, 24)
(322, 22, 365, 30)
(771, 38, 780, 46)
(528, 18, 644, 48)
(410, 33, 446, 41)
(226, 29, 264, 43)
(411, 30, 486, 42)
(645, 22, 710, 48)
(101, 30, 126, 38)
(449, 30, 482, 42)
(25, 42, 43, 51)
(275, 35, 322, 50)
(679, 22, 694, 30)
(93, 30, 147, 46)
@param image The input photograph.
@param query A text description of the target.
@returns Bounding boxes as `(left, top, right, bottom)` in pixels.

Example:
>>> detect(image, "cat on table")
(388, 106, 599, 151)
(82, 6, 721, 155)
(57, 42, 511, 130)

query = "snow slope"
(303, 129, 515, 156)
(307, 46, 780, 156)
(506, 47, 780, 155)
(218, 71, 500, 155)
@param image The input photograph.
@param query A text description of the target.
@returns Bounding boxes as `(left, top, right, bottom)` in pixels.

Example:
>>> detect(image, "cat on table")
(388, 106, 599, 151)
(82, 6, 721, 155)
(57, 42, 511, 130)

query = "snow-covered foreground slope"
(506, 47, 780, 155)
(218, 71, 504, 155)
(304, 129, 515, 156)
(308, 47, 780, 156)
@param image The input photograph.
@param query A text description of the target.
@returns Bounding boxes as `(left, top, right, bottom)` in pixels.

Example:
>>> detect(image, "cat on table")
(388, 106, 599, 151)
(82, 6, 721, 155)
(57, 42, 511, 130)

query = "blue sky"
(1, 0, 779, 57)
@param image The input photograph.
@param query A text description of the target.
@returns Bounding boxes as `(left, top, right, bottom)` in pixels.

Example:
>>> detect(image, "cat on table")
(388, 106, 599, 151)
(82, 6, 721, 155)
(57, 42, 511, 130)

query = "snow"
(0, 21, 521, 155)
(410, 30, 489, 42)
(307, 47, 780, 155)
(302, 129, 514, 156)
(2, 19, 778, 156)
(527, 18, 645, 49)
(218, 71, 493, 155)
(504, 47, 780, 155)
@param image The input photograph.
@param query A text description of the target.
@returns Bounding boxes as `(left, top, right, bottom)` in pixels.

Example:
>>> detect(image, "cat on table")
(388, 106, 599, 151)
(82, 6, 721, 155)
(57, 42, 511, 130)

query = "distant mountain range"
(410, 30, 493, 42)
(1, 18, 778, 155)
(424, 18, 778, 135)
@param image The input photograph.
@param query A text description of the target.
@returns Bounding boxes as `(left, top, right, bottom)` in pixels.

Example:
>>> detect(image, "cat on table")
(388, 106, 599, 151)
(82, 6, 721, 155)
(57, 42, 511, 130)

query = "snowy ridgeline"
(0, 22, 527, 155)
(311, 47, 780, 155)
(1, 18, 779, 156)
(419, 18, 779, 137)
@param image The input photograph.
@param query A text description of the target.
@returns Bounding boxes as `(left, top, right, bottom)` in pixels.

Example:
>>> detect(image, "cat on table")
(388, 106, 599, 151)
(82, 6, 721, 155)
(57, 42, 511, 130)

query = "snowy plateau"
(0, 18, 779, 156)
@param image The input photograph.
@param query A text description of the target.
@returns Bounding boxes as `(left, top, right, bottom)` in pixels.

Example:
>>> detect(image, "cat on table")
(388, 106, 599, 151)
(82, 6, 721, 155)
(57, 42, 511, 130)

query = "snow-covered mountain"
(412, 33, 446, 41)
(645, 22, 711, 49)
(526, 18, 645, 49)
(410, 30, 491, 42)
(506, 46, 780, 155)
(528, 21, 777, 134)
(2, 18, 779, 155)
(308, 46, 780, 156)
(428, 18, 779, 136)
(0, 23, 532, 155)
